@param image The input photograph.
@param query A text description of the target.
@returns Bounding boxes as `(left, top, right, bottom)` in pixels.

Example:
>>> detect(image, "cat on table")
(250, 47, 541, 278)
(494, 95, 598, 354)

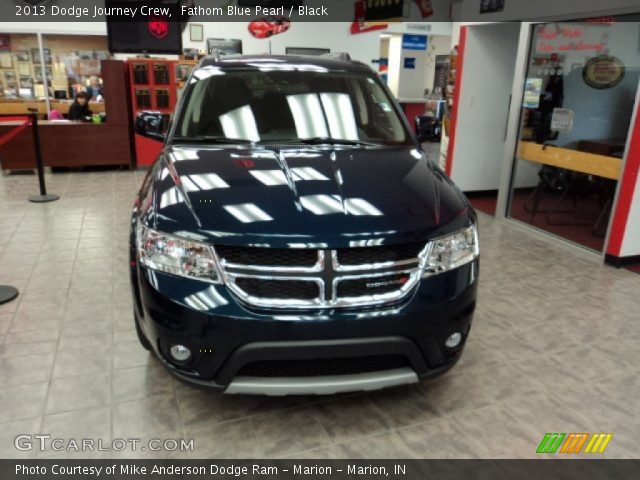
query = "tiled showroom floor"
(0, 171, 639, 459)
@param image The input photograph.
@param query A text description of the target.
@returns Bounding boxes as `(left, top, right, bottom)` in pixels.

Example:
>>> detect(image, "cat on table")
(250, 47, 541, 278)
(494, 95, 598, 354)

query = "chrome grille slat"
(226, 272, 325, 309)
(217, 244, 429, 310)
(216, 246, 324, 273)
(331, 250, 420, 272)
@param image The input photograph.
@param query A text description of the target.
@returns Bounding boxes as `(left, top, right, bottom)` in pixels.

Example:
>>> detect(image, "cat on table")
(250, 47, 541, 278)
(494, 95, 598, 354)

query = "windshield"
(174, 66, 412, 146)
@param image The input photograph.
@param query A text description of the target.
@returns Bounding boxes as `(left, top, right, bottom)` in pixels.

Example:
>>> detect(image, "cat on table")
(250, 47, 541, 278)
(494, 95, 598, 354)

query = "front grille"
(216, 245, 318, 268)
(337, 243, 424, 266)
(237, 355, 410, 377)
(235, 278, 319, 300)
(221, 243, 426, 309)
(337, 273, 412, 298)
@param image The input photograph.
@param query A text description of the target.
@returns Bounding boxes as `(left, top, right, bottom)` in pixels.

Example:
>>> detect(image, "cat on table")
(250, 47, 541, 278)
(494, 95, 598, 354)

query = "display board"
(127, 57, 198, 167)
(128, 58, 176, 167)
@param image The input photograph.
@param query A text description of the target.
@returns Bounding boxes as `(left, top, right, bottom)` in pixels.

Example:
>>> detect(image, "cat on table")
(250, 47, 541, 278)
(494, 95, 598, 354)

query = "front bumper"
(131, 260, 478, 394)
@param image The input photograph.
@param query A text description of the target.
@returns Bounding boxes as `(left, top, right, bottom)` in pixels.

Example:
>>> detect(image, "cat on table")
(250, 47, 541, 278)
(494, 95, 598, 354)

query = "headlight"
(137, 225, 223, 284)
(423, 224, 479, 275)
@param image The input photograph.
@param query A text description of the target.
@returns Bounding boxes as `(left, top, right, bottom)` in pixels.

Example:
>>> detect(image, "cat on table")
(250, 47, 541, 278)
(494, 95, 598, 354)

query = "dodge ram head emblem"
(148, 19, 169, 39)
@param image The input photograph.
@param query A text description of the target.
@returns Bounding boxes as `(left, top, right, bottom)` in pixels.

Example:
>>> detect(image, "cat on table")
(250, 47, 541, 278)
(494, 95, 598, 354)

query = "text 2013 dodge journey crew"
(130, 54, 479, 395)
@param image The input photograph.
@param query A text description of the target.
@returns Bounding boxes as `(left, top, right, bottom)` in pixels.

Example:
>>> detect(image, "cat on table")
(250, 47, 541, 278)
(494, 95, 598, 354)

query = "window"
(176, 68, 411, 146)
(507, 17, 640, 252)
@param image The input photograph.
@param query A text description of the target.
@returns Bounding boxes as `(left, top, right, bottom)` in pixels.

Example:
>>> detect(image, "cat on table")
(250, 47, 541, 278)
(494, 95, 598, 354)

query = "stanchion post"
(28, 112, 59, 203)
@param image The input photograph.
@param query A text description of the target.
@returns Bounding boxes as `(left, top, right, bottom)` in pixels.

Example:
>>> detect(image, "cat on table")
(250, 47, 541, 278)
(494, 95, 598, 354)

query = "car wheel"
(135, 316, 152, 351)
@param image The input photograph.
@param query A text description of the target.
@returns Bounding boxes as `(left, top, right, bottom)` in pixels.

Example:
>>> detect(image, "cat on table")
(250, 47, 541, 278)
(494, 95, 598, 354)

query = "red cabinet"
(128, 59, 177, 167)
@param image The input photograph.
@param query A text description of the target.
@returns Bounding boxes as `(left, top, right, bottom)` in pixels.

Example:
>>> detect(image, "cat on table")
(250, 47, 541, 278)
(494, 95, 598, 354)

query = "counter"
(0, 101, 106, 118)
(0, 60, 134, 170)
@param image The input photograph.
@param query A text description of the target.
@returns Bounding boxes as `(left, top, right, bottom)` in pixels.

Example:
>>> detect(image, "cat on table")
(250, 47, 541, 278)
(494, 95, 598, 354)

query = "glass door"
(507, 17, 640, 252)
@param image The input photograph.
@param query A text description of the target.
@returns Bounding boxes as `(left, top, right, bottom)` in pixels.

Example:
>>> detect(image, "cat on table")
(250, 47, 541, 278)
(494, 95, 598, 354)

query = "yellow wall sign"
(583, 55, 626, 89)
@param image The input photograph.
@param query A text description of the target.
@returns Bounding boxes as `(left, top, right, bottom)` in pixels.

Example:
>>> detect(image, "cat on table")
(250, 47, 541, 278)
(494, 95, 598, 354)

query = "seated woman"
(68, 92, 92, 121)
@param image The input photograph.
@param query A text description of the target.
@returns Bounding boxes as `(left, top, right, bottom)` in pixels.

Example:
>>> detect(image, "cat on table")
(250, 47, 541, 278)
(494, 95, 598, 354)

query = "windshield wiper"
(172, 136, 255, 144)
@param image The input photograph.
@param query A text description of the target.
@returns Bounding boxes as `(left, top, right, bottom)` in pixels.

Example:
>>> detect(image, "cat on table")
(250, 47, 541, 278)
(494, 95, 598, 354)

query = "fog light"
(445, 332, 462, 349)
(169, 344, 192, 363)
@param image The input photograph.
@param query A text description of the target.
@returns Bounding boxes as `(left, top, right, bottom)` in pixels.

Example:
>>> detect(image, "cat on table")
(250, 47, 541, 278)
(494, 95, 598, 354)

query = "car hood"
(147, 145, 471, 248)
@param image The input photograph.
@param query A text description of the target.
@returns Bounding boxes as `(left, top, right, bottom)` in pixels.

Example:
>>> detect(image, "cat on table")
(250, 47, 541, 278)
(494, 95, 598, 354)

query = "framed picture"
(175, 63, 194, 82)
(34, 65, 43, 83)
(14, 50, 30, 62)
(4, 70, 16, 84)
(0, 51, 12, 69)
(3, 71, 17, 96)
(19, 75, 33, 88)
(31, 47, 52, 65)
(17, 62, 30, 76)
(19, 75, 33, 97)
(77, 59, 101, 76)
(480, 0, 505, 14)
(34, 65, 53, 83)
(190, 24, 204, 42)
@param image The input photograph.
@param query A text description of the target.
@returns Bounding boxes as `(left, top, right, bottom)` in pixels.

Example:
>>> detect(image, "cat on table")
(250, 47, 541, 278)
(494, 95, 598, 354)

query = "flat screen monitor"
(207, 38, 243, 55)
(106, 1, 182, 55)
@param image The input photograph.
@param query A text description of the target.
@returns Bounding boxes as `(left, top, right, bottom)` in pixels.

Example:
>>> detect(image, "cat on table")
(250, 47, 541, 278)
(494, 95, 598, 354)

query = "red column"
(445, 26, 467, 177)
(606, 101, 640, 258)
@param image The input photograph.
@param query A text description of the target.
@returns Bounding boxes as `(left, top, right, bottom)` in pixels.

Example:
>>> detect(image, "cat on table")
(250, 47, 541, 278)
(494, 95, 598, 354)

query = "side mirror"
(135, 111, 170, 141)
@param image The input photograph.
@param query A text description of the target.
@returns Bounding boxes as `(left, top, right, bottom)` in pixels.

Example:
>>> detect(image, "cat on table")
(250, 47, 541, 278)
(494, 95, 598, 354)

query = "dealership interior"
(1, 0, 640, 461)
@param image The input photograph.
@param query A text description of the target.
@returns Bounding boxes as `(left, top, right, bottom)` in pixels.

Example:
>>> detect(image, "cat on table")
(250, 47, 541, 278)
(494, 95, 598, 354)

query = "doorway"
(506, 18, 640, 253)
(449, 23, 521, 216)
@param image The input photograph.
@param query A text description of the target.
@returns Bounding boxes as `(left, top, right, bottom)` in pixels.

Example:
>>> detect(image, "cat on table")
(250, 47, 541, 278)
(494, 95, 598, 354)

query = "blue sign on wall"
(402, 34, 427, 51)
(404, 57, 416, 69)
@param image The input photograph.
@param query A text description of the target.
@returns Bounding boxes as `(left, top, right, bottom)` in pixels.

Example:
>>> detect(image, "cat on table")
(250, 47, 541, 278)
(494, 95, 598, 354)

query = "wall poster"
(551, 108, 575, 132)
(523, 78, 543, 108)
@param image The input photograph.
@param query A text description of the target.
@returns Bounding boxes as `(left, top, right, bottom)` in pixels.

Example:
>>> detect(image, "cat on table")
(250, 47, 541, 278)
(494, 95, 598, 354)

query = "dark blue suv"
(130, 54, 479, 395)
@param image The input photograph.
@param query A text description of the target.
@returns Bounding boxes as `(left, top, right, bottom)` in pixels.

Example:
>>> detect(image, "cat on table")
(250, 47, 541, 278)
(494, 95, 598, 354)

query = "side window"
(180, 80, 206, 136)
(365, 78, 404, 141)
(349, 78, 369, 128)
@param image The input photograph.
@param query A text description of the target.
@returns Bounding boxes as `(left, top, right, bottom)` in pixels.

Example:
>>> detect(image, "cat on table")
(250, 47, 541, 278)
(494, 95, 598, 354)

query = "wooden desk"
(0, 101, 106, 117)
(0, 60, 133, 170)
(518, 140, 621, 237)
(517, 141, 622, 180)
(0, 121, 131, 169)
(577, 139, 626, 158)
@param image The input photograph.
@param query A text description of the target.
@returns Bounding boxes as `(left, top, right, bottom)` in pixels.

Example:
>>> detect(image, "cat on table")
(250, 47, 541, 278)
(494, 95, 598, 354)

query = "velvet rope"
(0, 116, 32, 148)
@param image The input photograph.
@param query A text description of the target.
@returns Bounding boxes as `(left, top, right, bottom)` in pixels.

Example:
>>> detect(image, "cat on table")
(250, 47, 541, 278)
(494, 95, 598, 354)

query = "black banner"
(5, 0, 640, 23)
(361, 0, 406, 21)
(1, 460, 639, 480)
